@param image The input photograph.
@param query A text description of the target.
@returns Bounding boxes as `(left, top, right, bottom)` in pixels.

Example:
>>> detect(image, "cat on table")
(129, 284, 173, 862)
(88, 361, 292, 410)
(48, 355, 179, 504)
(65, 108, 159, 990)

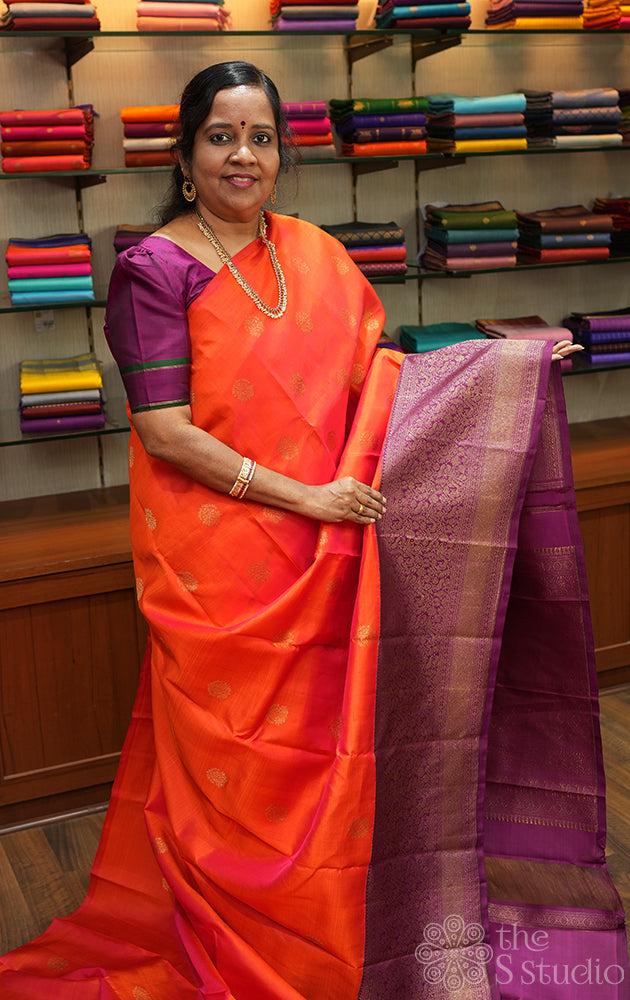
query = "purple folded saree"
(361, 341, 628, 1000)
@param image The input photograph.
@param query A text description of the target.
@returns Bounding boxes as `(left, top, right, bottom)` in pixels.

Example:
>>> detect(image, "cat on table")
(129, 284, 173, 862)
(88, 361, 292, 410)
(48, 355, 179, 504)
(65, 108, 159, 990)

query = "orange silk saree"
(0, 216, 627, 1000)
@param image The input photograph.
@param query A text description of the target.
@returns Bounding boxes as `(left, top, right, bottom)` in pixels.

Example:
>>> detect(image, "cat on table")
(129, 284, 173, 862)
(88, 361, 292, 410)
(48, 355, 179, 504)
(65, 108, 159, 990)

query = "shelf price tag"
(34, 310, 55, 333)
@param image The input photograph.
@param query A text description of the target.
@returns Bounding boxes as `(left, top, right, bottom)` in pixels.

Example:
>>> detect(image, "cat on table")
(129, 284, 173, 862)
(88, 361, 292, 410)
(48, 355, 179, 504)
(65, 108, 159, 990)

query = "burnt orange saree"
(0, 216, 627, 999)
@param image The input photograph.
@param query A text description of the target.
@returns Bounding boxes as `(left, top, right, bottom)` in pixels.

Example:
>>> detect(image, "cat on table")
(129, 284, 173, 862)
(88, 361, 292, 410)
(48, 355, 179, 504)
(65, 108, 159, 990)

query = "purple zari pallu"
(361, 340, 628, 1000)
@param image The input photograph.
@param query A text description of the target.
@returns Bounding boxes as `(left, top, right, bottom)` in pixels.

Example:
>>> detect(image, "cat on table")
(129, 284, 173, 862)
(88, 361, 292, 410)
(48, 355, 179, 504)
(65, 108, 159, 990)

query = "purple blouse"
(104, 237, 215, 413)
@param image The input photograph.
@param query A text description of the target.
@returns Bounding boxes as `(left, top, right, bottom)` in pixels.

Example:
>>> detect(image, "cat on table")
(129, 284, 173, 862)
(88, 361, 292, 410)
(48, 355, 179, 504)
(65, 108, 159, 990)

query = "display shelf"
(0, 396, 129, 448)
(2, 143, 628, 185)
(0, 296, 107, 314)
(563, 353, 630, 376)
(418, 256, 630, 279)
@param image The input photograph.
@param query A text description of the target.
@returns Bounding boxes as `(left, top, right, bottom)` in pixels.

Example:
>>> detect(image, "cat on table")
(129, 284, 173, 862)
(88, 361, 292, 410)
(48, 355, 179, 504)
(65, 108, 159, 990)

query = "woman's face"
(187, 84, 280, 225)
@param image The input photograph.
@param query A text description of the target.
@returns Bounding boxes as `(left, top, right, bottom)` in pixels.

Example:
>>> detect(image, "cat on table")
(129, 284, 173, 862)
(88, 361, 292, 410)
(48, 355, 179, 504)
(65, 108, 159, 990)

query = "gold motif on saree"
(198, 503, 221, 527)
(129, 445, 134, 468)
(47, 957, 69, 972)
(261, 507, 285, 523)
(360, 430, 379, 451)
(208, 680, 231, 700)
(328, 716, 342, 740)
(352, 362, 366, 386)
(266, 704, 289, 726)
(144, 508, 157, 531)
(132, 988, 152, 1000)
(272, 630, 296, 647)
(533, 546, 579, 597)
(244, 315, 264, 338)
(154, 837, 168, 854)
(295, 311, 313, 334)
(277, 436, 299, 460)
(349, 816, 371, 839)
(331, 256, 350, 275)
(335, 368, 350, 389)
(341, 308, 357, 330)
(361, 309, 380, 334)
(177, 571, 198, 592)
(290, 373, 306, 396)
(232, 378, 254, 402)
(353, 624, 377, 646)
(291, 255, 309, 274)
(161, 877, 173, 895)
(326, 577, 342, 596)
(206, 768, 228, 787)
(248, 561, 271, 584)
(136, 578, 144, 600)
(265, 804, 288, 823)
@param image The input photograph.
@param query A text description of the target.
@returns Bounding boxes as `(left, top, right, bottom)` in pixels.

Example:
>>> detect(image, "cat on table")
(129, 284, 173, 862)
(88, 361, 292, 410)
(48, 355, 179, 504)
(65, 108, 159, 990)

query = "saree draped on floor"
(0, 214, 626, 999)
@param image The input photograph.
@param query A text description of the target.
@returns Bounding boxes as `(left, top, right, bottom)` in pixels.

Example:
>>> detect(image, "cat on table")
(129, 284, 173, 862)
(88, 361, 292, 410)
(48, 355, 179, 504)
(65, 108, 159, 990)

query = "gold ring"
(357, 503, 365, 516)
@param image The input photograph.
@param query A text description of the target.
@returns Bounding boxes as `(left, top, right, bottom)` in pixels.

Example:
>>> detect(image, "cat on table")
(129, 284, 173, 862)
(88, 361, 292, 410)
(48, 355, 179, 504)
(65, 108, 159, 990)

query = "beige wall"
(0, 0, 629, 499)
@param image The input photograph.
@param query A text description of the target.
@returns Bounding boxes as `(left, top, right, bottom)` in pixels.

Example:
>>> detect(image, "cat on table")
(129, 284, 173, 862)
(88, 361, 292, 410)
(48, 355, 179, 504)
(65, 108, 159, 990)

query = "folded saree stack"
(113, 224, 156, 254)
(282, 101, 335, 158)
(618, 89, 630, 142)
(329, 97, 428, 157)
(419, 200, 519, 270)
(0, 1, 101, 32)
(485, 0, 583, 28)
(563, 307, 630, 363)
(374, 0, 471, 30)
(19, 352, 105, 434)
(593, 195, 630, 256)
(319, 220, 408, 277)
(120, 105, 179, 167)
(399, 320, 485, 351)
(425, 91, 528, 153)
(476, 313, 574, 368)
(270, 0, 359, 31)
(6, 233, 94, 305)
(549, 88, 623, 149)
(516, 203, 614, 263)
(136, 0, 231, 32)
(0, 105, 94, 172)
(582, 0, 621, 26)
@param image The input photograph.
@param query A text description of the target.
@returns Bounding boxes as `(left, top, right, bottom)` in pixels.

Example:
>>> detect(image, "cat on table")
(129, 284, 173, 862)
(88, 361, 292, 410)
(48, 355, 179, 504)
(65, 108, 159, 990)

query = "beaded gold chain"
(194, 208, 287, 319)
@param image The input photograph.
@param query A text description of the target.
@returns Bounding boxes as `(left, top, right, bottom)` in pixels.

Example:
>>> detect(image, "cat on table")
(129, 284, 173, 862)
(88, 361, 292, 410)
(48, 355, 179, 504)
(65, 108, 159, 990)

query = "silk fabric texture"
(0, 215, 627, 999)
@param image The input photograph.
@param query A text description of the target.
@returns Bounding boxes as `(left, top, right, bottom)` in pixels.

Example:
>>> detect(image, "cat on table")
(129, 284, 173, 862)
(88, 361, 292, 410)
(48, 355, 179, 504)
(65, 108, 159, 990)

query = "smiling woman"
(0, 59, 623, 1000)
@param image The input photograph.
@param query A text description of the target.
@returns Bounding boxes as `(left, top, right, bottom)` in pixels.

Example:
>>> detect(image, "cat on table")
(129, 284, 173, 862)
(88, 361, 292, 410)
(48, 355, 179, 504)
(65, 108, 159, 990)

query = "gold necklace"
(194, 208, 287, 319)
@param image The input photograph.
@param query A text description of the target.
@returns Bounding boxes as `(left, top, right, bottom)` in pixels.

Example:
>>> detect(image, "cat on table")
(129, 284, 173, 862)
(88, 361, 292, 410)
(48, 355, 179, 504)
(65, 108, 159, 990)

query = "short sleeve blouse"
(104, 237, 215, 413)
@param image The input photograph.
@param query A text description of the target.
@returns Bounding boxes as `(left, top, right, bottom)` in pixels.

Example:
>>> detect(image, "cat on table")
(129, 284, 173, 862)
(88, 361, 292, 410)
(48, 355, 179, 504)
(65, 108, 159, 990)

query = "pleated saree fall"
(0, 214, 627, 999)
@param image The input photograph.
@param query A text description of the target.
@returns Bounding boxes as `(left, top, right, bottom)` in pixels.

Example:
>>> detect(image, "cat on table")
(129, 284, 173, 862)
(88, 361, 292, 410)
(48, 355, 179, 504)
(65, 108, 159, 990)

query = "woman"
(0, 61, 625, 1000)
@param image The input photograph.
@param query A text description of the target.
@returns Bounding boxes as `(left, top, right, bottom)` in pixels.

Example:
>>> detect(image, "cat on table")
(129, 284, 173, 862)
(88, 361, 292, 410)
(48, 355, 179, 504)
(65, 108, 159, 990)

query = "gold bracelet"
(229, 456, 256, 499)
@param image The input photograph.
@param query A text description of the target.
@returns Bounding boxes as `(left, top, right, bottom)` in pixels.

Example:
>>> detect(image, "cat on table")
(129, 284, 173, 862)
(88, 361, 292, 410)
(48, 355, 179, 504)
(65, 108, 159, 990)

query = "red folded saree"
(0, 215, 626, 1000)
(120, 104, 179, 124)
(1, 153, 90, 171)
(124, 150, 175, 167)
(9, 17, 101, 29)
(0, 108, 89, 125)
(341, 139, 427, 156)
(5, 244, 91, 265)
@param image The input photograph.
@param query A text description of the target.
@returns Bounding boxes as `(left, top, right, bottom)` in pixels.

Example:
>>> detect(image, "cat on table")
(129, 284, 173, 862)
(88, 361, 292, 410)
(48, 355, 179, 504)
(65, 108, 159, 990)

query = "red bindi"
(240, 121, 246, 128)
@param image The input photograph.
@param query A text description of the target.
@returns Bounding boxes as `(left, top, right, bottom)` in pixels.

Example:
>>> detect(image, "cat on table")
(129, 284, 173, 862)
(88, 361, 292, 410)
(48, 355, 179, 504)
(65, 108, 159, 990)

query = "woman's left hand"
(552, 340, 584, 362)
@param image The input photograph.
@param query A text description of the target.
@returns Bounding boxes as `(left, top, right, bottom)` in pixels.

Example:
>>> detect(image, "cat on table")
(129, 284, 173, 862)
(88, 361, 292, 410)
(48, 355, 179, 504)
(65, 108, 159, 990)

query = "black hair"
(156, 61, 299, 225)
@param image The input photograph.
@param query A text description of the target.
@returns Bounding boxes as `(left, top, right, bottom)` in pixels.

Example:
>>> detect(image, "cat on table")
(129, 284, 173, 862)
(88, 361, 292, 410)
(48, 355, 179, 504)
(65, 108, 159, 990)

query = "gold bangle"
(229, 456, 256, 499)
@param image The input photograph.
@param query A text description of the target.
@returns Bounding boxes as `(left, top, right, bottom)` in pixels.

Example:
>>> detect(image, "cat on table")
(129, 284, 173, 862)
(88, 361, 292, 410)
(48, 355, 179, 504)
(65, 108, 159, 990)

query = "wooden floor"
(1, 685, 630, 958)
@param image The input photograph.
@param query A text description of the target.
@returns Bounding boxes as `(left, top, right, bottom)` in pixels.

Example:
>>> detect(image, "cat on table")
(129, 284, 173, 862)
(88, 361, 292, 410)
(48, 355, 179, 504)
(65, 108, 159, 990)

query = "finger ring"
(357, 503, 365, 515)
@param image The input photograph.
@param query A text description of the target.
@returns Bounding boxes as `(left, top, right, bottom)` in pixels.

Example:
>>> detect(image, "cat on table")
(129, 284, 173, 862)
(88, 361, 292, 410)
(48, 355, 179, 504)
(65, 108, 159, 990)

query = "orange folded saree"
(0, 215, 627, 1000)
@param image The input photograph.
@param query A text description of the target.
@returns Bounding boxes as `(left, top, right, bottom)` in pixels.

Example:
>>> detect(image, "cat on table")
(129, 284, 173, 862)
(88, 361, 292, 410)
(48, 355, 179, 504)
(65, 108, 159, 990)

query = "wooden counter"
(0, 415, 628, 827)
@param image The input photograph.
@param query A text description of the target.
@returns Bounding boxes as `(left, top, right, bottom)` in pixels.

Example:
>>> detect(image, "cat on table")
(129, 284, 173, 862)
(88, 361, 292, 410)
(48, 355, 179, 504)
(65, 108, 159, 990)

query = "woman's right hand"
(305, 477, 387, 524)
